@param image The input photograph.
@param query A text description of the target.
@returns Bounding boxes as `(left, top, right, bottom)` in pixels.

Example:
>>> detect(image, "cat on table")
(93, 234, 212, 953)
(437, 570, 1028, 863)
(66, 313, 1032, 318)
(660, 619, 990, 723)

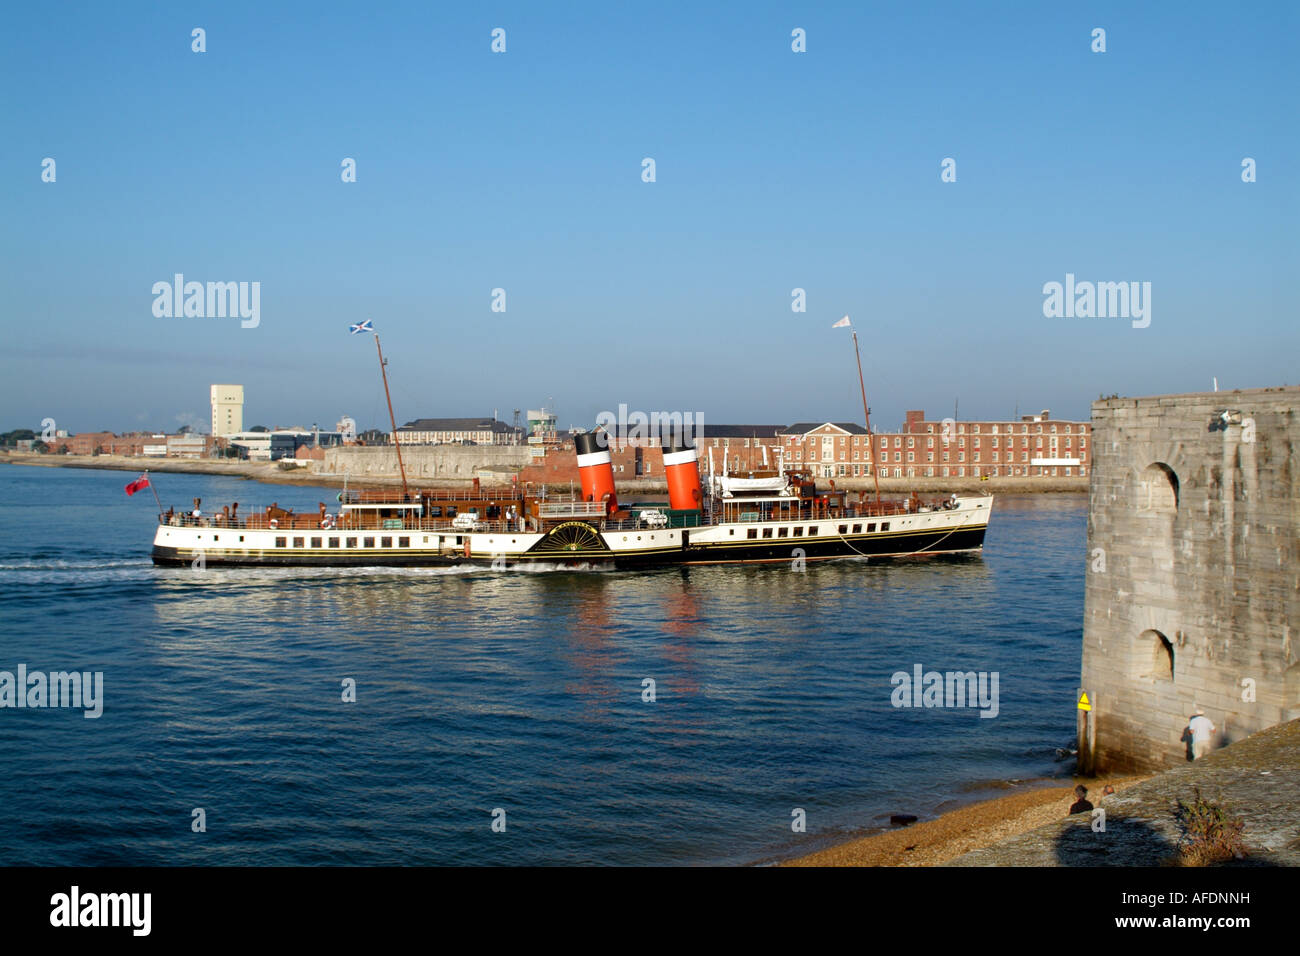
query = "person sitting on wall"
(1068, 785, 1093, 815)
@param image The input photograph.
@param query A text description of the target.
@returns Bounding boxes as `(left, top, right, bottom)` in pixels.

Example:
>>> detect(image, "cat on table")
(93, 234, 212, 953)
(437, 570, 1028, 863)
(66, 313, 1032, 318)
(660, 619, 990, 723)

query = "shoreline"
(1, 453, 428, 491)
(1, 453, 1089, 495)
(782, 773, 1149, 866)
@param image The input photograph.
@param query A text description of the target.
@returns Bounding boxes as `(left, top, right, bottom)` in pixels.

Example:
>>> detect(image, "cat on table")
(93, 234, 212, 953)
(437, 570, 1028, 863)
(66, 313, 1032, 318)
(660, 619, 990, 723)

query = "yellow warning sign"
(1078, 691, 1092, 712)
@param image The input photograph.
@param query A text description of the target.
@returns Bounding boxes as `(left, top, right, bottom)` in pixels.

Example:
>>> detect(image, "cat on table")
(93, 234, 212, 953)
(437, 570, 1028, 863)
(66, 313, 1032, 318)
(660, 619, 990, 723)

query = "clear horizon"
(3, 1, 1296, 435)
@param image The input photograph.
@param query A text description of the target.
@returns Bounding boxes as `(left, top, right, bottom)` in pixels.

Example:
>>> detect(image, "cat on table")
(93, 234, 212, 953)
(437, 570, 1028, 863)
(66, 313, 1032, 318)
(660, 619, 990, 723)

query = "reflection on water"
(0, 467, 1087, 865)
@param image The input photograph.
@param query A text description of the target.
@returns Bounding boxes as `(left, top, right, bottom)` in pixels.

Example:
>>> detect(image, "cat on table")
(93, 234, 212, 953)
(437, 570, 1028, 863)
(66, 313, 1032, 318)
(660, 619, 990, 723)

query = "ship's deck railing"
(705, 497, 934, 523)
(339, 488, 522, 504)
(537, 501, 606, 518)
(603, 517, 673, 532)
(159, 513, 525, 535)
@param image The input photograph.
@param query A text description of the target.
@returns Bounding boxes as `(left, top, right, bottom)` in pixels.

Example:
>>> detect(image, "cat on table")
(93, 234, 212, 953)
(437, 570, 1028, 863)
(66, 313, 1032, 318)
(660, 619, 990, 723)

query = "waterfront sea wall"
(318, 444, 532, 480)
(2, 450, 1086, 493)
(1079, 386, 1300, 774)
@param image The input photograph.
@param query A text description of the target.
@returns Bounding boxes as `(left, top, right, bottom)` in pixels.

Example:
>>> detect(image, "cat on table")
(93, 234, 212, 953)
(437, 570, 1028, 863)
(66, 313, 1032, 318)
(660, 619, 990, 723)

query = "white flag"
(832, 316, 851, 328)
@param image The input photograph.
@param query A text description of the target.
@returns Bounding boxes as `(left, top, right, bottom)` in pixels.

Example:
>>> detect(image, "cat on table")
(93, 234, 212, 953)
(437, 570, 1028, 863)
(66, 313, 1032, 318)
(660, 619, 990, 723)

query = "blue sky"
(2, 1, 1296, 435)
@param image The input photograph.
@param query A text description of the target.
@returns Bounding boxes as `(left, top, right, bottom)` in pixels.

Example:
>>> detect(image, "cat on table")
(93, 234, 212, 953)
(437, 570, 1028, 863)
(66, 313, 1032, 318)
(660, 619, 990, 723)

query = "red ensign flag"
(124, 476, 151, 496)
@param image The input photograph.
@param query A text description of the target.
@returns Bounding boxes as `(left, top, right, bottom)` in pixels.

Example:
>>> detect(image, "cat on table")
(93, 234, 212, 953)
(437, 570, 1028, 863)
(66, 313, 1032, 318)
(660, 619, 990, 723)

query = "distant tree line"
(0, 429, 49, 452)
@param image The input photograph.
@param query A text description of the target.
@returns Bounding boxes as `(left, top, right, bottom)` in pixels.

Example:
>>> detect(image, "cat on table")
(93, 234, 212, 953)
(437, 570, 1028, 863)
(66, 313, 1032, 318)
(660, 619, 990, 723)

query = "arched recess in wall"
(1138, 462, 1179, 513)
(1135, 628, 1175, 682)
(1134, 462, 1179, 601)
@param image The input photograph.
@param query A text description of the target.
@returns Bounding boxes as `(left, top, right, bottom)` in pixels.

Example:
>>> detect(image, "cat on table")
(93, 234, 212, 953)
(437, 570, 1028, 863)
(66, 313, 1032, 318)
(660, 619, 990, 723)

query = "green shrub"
(1173, 788, 1246, 866)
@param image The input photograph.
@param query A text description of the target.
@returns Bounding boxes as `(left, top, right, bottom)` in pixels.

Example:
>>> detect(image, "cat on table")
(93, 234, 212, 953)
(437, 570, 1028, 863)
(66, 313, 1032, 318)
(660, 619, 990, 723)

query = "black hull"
(151, 525, 986, 570)
(675, 525, 987, 565)
(151, 546, 473, 569)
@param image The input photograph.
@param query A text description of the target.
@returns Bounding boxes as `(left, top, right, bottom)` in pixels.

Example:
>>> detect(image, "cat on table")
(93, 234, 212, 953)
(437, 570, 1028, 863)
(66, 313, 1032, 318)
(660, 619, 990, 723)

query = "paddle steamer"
(146, 324, 992, 569)
(150, 435, 990, 568)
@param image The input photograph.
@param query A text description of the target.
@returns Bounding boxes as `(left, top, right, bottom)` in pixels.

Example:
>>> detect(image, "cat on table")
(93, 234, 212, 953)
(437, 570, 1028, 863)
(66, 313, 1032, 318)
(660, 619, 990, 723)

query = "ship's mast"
(851, 327, 882, 507)
(374, 332, 410, 499)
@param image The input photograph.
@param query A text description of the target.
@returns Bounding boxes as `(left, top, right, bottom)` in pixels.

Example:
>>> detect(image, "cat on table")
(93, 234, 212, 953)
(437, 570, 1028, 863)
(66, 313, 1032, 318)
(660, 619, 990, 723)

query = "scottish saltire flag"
(349, 319, 374, 335)
(832, 316, 851, 328)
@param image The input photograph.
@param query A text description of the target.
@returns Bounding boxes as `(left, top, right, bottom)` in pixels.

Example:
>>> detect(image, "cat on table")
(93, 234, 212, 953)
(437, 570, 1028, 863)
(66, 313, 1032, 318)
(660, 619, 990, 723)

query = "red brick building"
(50, 432, 147, 456)
(518, 412, 1088, 484)
(50, 432, 220, 458)
(780, 410, 1091, 479)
